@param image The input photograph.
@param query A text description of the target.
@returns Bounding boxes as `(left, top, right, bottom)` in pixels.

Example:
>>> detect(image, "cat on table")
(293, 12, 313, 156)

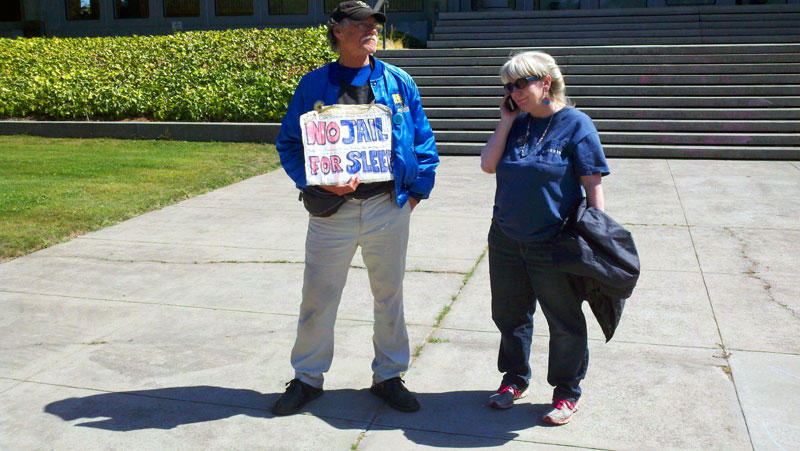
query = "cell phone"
(504, 96, 518, 111)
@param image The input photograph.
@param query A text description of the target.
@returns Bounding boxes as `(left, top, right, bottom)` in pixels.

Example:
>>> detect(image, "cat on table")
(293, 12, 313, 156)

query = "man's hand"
(320, 176, 359, 196)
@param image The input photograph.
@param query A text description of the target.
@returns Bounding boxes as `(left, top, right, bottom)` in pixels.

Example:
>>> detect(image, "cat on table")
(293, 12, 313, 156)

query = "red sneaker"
(488, 384, 529, 409)
(542, 398, 579, 425)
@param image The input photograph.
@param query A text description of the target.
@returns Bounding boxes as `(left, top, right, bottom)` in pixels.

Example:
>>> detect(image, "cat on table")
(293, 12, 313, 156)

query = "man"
(272, 1, 439, 416)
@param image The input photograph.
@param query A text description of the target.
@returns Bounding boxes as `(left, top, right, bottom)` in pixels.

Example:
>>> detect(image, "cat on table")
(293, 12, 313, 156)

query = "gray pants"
(291, 193, 412, 388)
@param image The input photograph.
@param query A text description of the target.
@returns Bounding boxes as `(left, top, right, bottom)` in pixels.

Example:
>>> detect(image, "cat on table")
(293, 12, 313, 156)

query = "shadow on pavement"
(44, 386, 556, 447)
(44, 386, 274, 431)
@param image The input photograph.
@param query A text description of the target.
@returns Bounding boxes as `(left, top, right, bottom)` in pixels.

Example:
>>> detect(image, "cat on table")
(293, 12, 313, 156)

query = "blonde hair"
(500, 51, 573, 107)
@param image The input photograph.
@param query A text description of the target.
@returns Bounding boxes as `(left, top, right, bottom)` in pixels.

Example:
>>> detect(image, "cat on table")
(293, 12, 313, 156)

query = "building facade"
(1, 0, 798, 41)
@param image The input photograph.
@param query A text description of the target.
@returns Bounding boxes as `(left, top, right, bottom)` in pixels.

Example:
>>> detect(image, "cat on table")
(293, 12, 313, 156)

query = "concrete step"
(437, 14, 695, 25)
(423, 108, 800, 120)
(431, 27, 800, 42)
(601, 144, 800, 159)
(435, 18, 702, 30)
(433, 130, 799, 146)
(436, 12, 800, 28)
(432, 19, 800, 34)
(421, 96, 800, 108)
(429, 118, 800, 133)
(595, 120, 800, 133)
(404, 64, 800, 76)
(427, 35, 800, 48)
(377, 44, 800, 58)
(417, 6, 800, 159)
(418, 85, 800, 97)
(410, 74, 800, 86)
(699, 11, 800, 22)
(434, 21, 705, 33)
(382, 54, 800, 67)
(436, 4, 800, 20)
(434, 142, 800, 159)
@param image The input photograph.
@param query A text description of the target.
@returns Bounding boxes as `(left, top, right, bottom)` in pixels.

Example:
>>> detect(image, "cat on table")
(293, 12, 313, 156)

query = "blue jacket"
(276, 56, 439, 207)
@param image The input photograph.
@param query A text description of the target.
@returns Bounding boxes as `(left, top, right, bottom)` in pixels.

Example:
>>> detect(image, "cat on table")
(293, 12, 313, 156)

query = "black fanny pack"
(299, 186, 346, 217)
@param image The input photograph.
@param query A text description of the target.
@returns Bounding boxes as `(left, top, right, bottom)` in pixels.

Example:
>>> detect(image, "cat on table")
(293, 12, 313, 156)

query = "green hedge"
(0, 27, 337, 122)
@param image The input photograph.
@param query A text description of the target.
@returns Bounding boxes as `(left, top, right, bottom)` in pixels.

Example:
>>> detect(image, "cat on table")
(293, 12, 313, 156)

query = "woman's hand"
(481, 96, 519, 173)
(320, 176, 359, 196)
(500, 94, 519, 121)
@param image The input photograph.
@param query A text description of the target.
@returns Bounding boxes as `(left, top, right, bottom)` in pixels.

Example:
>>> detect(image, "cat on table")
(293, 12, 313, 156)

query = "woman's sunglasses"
(504, 76, 541, 94)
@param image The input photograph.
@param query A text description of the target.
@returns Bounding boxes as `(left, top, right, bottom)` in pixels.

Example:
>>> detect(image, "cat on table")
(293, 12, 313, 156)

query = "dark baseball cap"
(329, 1, 386, 24)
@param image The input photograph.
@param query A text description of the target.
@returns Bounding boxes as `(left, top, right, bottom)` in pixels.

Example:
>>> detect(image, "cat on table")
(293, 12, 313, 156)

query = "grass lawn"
(0, 135, 281, 262)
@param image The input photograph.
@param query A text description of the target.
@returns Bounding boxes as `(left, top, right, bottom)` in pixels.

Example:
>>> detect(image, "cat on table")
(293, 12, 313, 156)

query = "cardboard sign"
(300, 103, 394, 186)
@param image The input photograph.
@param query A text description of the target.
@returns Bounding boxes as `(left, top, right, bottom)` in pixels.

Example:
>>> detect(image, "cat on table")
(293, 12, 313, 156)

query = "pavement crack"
(621, 222, 688, 227)
(725, 348, 800, 356)
(0, 289, 304, 318)
(725, 227, 798, 320)
(714, 343, 734, 382)
(667, 160, 755, 450)
(349, 431, 367, 450)
(356, 248, 487, 445)
(365, 420, 612, 450)
(405, 268, 468, 275)
(173, 204, 293, 212)
(0, 378, 24, 396)
(77, 236, 293, 249)
(24, 254, 305, 265)
(409, 248, 486, 364)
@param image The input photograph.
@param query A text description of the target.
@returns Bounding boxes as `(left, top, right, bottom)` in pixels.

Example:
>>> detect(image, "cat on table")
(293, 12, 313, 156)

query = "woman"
(480, 51, 609, 425)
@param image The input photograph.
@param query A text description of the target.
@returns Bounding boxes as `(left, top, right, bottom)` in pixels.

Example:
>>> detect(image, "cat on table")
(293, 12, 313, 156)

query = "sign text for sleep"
(300, 104, 394, 186)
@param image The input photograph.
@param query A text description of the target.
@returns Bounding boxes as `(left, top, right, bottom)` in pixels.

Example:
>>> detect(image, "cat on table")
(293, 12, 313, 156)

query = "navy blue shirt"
(336, 61, 373, 86)
(493, 107, 610, 242)
(336, 62, 375, 105)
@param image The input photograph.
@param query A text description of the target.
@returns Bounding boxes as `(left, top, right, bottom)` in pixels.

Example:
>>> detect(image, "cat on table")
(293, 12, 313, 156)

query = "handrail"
(374, 0, 388, 49)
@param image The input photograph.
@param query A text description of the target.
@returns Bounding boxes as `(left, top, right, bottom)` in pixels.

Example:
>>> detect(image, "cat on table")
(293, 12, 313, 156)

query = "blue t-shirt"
(493, 107, 610, 242)
(336, 62, 372, 86)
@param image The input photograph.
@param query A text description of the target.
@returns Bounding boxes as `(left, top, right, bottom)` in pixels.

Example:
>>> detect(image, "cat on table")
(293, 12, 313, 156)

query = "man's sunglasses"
(504, 76, 541, 94)
(347, 21, 384, 33)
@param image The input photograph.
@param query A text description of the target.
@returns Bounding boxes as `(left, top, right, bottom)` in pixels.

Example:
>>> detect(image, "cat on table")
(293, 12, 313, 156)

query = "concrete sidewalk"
(1, 157, 799, 450)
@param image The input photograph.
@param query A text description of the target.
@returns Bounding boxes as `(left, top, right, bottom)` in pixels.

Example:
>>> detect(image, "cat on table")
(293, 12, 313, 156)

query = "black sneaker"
(369, 377, 420, 412)
(271, 379, 323, 416)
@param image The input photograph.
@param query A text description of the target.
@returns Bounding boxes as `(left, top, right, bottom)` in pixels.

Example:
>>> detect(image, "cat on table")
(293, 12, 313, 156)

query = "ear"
(333, 26, 343, 37)
(543, 74, 553, 91)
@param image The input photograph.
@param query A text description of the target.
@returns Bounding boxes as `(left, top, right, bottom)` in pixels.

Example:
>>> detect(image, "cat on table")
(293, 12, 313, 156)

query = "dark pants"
(488, 221, 588, 402)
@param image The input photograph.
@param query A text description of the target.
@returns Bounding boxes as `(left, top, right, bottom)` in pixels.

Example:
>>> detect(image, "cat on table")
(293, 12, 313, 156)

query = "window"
(66, 0, 100, 20)
(736, 0, 787, 4)
(217, 0, 254, 15)
(666, 0, 715, 5)
(599, 0, 646, 8)
(269, 0, 307, 15)
(325, 0, 423, 13)
(165, 0, 200, 16)
(115, 0, 149, 19)
(472, 0, 516, 9)
(0, 0, 22, 21)
(388, 0, 424, 11)
(539, 0, 580, 9)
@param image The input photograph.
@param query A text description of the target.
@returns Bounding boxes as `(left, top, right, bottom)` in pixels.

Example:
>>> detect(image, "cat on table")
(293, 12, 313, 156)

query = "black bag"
(299, 186, 346, 217)
(551, 197, 640, 342)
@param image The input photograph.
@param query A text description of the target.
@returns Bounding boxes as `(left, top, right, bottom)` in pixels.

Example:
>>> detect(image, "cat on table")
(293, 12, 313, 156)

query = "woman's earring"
(542, 90, 551, 106)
